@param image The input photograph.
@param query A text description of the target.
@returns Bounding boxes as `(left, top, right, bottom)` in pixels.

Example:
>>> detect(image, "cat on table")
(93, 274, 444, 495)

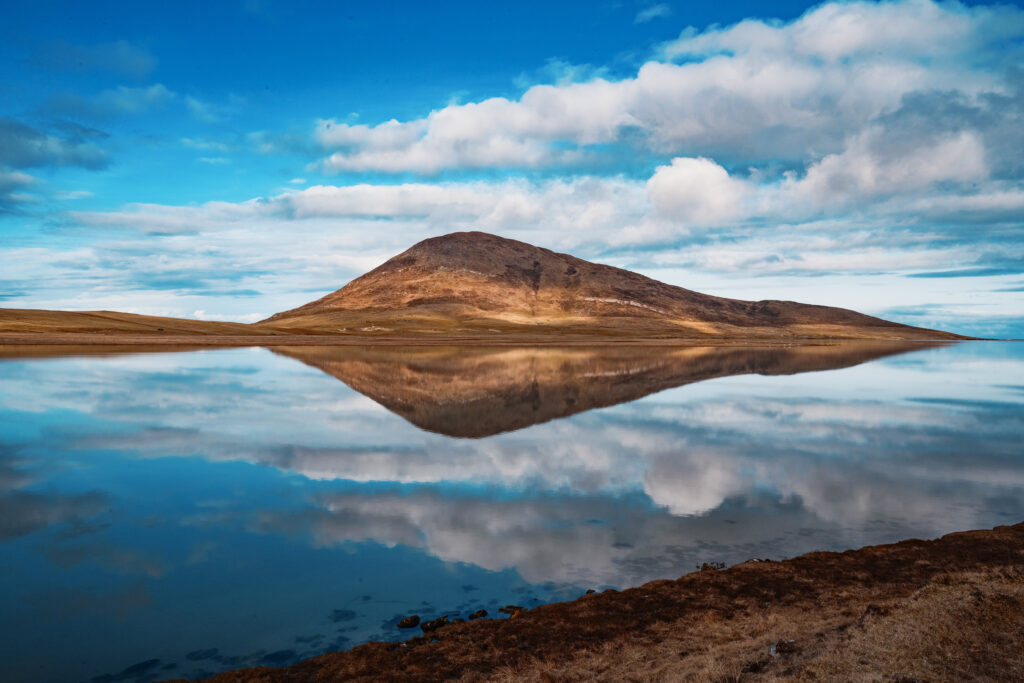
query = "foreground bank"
(169, 522, 1024, 682)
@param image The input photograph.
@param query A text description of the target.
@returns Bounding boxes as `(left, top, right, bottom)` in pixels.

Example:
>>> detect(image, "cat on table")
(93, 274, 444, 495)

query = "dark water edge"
(0, 341, 1021, 682)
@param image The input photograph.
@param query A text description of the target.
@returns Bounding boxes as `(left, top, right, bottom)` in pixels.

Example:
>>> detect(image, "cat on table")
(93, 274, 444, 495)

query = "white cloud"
(181, 137, 232, 152)
(185, 95, 223, 123)
(43, 83, 176, 119)
(0, 170, 37, 188)
(0, 171, 39, 210)
(70, 177, 649, 249)
(635, 4, 671, 24)
(662, 0, 1019, 62)
(789, 128, 988, 206)
(56, 189, 93, 200)
(646, 157, 752, 224)
(91, 84, 175, 115)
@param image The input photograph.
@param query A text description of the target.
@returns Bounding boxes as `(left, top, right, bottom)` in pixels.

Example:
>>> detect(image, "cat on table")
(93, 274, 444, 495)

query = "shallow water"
(0, 341, 1022, 683)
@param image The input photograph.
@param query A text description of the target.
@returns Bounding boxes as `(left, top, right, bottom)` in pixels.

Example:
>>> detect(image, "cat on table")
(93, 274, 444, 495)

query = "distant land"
(0, 232, 969, 344)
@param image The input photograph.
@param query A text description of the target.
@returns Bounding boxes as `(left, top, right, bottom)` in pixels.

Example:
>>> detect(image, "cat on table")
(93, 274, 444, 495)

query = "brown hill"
(260, 232, 963, 340)
(274, 342, 942, 437)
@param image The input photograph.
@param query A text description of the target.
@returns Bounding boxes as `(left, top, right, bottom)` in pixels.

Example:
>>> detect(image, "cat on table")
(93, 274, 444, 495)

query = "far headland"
(0, 231, 970, 345)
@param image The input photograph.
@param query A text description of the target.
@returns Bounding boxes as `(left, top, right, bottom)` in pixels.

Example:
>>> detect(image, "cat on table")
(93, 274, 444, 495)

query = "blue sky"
(1, 0, 1023, 337)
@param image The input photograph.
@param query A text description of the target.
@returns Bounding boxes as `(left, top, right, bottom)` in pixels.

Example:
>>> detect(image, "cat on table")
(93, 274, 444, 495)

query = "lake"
(1, 341, 1022, 683)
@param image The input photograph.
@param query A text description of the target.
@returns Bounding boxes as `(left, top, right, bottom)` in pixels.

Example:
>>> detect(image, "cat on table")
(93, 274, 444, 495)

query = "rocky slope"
(260, 232, 964, 340)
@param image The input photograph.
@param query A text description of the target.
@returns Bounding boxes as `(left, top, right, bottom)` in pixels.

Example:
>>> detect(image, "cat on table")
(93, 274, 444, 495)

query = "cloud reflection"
(0, 447, 109, 542)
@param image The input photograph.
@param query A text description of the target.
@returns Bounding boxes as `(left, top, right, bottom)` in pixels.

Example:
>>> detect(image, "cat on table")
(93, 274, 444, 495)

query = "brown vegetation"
(173, 521, 1024, 682)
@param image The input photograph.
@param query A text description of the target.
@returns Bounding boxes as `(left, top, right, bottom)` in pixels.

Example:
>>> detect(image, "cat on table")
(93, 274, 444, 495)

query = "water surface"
(0, 342, 1022, 682)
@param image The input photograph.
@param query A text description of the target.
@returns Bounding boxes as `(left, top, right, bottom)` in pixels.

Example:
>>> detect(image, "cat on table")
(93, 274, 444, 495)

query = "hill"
(260, 232, 963, 340)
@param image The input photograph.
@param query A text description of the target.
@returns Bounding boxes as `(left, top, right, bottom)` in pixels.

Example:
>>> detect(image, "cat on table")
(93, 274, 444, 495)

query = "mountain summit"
(260, 231, 962, 340)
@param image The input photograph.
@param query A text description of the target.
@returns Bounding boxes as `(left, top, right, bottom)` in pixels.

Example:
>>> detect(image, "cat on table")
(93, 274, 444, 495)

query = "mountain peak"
(378, 231, 581, 279)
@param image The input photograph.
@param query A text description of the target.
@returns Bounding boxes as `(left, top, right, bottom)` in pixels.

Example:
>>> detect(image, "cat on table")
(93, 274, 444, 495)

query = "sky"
(1, 0, 1023, 337)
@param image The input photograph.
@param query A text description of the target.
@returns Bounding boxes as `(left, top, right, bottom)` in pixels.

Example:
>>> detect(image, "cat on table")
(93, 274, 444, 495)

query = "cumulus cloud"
(662, 0, 1022, 62)
(311, 0, 1024, 174)
(788, 128, 987, 207)
(314, 104, 590, 173)
(646, 157, 752, 224)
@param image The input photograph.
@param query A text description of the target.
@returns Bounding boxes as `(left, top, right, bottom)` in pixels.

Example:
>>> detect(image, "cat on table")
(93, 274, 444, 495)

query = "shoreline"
(169, 521, 1024, 682)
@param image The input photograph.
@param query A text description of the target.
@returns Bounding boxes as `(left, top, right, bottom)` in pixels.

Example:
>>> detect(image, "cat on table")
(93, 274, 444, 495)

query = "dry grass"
(800, 567, 1024, 681)
(183, 523, 1024, 683)
(475, 567, 1024, 682)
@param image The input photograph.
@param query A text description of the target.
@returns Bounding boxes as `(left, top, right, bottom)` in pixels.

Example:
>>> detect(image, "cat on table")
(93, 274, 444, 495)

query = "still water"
(1, 341, 1022, 682)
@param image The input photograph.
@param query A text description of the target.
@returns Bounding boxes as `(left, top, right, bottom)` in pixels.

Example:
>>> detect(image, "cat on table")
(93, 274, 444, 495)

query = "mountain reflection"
(272, 342, 943, 437)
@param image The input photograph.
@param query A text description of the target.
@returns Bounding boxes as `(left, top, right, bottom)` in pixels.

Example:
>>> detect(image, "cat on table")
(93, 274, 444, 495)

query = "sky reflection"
(0, 342, 1021, 682)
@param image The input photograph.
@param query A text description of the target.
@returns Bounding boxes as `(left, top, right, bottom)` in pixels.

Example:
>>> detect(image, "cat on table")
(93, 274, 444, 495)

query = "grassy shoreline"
(170, 521, 1024, 682)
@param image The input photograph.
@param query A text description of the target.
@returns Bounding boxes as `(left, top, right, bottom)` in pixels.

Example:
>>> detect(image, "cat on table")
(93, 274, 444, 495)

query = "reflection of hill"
(273, 342, 944, 437)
